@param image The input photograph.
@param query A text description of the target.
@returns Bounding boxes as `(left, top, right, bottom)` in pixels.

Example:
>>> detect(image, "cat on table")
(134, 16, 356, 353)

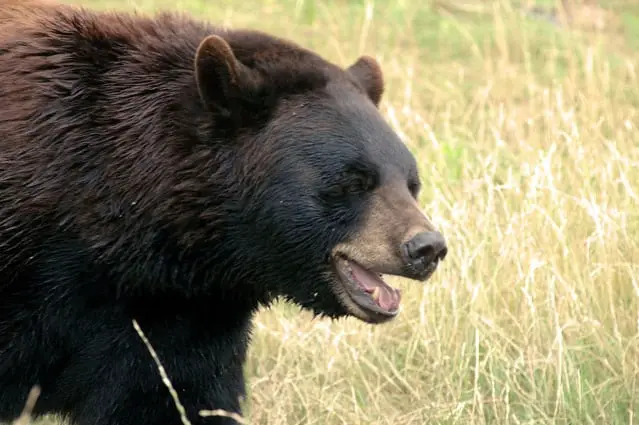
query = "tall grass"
(23, 0, 639, 424)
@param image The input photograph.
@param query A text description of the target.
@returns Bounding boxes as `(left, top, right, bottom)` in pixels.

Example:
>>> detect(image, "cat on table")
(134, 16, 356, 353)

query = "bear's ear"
(347, 55, 384, 106)
(194, 35, 256, 117)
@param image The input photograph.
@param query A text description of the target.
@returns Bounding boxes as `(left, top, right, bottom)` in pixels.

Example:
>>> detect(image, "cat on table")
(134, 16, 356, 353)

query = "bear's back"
(0, 1, 227, 280)
(0, 0, 336, 290)
(0, 0, 331, 156)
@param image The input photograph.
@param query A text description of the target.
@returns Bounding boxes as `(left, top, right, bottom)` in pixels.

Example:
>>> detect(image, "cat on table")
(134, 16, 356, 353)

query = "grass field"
(23, 0, 639, 424)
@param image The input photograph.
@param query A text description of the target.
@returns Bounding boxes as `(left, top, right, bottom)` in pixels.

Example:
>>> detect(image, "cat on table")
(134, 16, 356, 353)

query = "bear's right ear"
(194, 35, 254, 117)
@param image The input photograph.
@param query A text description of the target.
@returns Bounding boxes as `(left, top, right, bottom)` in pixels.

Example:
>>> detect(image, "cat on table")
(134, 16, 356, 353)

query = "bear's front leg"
(68, 381, 246, 425)
(60, 314, 253, 425)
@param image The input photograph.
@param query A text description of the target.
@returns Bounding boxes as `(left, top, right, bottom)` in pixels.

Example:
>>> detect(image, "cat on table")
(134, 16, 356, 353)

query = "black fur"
(0, 2, 422, 424)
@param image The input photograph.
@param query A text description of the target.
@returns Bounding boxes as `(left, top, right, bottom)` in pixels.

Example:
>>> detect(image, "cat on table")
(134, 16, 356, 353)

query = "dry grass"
(14, 0, 639, 424)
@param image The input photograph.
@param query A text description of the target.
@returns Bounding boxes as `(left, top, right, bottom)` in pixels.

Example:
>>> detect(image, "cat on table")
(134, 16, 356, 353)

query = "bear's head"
(193, 33, 447, 324)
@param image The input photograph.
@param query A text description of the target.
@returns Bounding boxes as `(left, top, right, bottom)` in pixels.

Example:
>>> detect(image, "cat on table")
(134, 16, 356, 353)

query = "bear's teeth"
(370, 287, 380, 302)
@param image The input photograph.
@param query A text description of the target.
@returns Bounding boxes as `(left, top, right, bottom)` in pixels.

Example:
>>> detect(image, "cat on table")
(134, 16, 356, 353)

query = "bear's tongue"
(349, 261, 401, 312)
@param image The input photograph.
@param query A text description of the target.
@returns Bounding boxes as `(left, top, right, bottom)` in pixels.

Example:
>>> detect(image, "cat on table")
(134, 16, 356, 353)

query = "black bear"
(0, 1, 448, 424)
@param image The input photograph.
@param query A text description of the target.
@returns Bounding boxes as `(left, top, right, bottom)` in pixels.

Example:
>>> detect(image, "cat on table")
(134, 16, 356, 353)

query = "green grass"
(21, 0, 639, 424)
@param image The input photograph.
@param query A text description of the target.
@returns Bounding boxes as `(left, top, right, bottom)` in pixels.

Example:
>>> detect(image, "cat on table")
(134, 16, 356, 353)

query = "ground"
(11, 0, 639, 424)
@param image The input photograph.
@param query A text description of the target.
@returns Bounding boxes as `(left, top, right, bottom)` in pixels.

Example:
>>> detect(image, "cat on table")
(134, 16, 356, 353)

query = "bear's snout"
(400, 230, 448, 280)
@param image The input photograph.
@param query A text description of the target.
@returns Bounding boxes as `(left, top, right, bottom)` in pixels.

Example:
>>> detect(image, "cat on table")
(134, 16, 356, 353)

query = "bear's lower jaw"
(331, 255, 402, 324)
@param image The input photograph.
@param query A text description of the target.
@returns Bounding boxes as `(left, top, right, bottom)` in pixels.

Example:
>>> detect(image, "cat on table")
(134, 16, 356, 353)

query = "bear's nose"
(401, 231, 448, 266)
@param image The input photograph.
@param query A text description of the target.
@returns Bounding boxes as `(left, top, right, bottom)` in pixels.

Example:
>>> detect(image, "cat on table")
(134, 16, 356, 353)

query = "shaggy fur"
(0, 1, 444, 424)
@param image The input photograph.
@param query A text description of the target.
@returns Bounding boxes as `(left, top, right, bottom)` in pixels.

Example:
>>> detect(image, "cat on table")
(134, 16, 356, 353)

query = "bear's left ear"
(347, 55, 384, 106)
(194, 34, 261, 117)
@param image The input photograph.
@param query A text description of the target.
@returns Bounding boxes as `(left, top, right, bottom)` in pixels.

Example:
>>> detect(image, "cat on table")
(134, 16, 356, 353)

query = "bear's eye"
(320, 169, 377, 203)
(344, 172, 375, 195)
(408, 179, 421, 198)
(342, 171, 375, 195)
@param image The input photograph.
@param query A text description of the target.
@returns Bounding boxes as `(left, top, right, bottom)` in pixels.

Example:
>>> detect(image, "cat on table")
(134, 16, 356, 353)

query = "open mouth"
(332, 255, 403, 322)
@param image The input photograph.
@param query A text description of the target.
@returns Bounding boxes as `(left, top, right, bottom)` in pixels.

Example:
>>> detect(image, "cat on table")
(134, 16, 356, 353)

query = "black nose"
(402, 231, 448, 265)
